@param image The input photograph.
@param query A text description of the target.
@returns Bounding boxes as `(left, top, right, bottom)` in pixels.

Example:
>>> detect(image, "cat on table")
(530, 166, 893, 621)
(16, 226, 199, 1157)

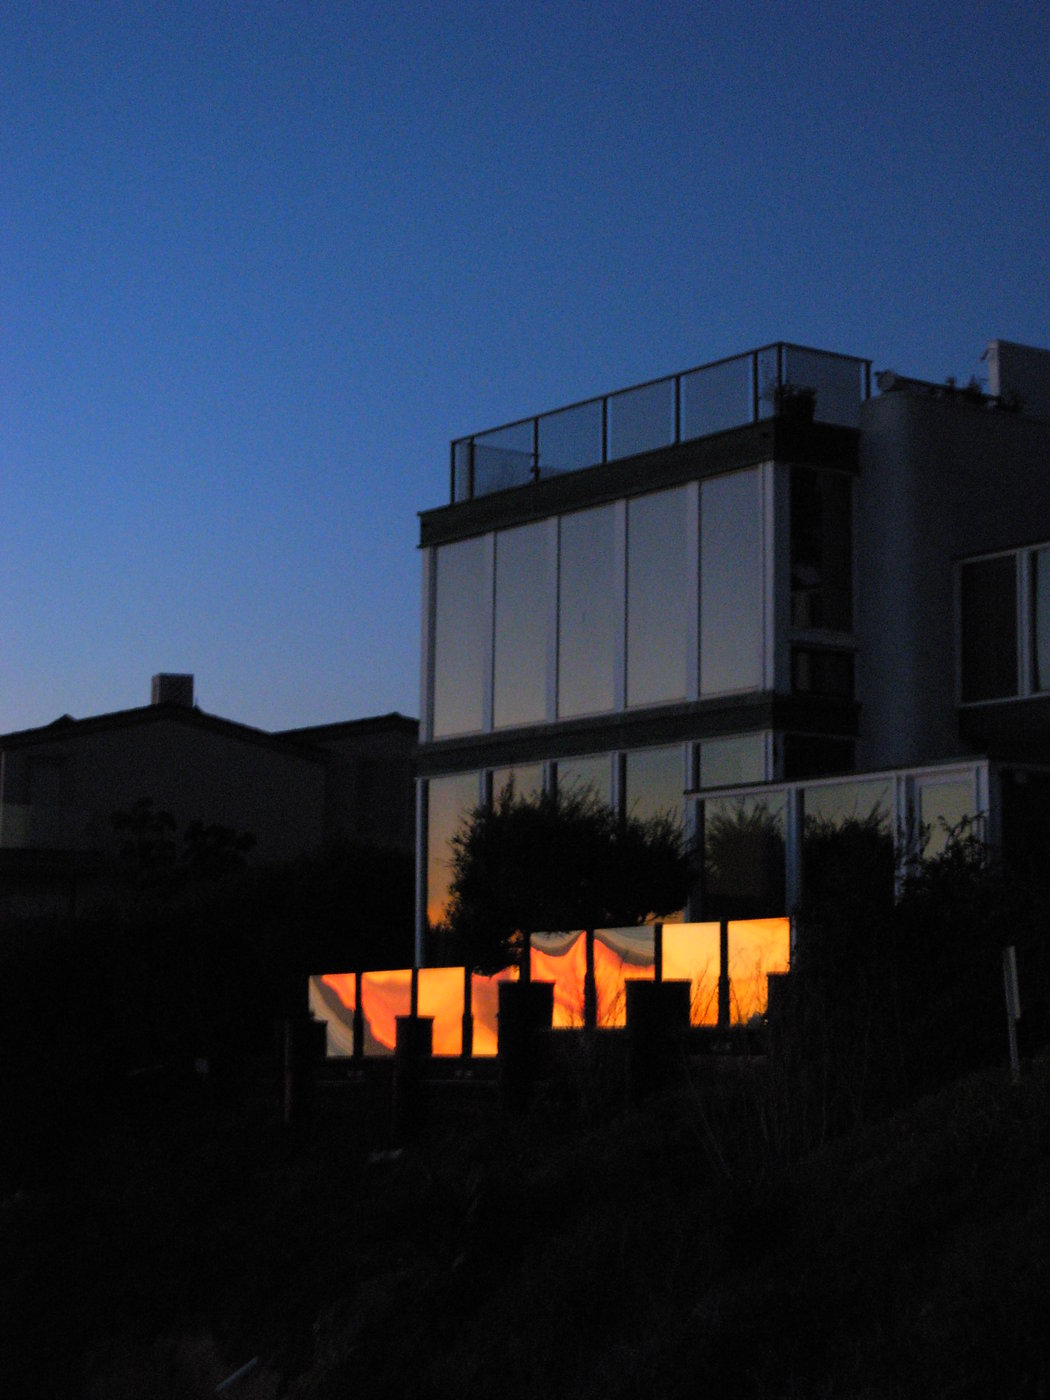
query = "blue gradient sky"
(3, 1, 1048, 734)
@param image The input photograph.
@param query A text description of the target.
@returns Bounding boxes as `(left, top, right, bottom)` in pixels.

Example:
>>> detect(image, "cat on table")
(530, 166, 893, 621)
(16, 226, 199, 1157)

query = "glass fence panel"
(538, 399, 603, 477)
(532, 930, 587, 1027)
(680, 354, 752, 439)
(418, 966, 465, 1056)
(727, 917, 791, 1025)
(470, 966, 519, 1057)
(607, 377, 675, 461)
(311, 973, 357, 1057)
(360, 969, 413, 1055)
(704, 792, 787, 918)
(471, 421, 536, 497)
(782, 347, 865, 427)
(595, 926, 656, 1027)
(662, 921, 721, 1026)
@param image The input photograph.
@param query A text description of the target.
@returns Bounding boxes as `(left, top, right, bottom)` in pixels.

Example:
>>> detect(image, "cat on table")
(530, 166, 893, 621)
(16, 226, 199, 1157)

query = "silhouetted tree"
(444, 783, 694, 974)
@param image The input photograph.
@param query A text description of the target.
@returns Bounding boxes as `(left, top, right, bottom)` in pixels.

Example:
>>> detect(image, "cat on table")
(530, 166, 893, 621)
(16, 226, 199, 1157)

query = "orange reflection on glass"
(595, 927, 655, 1027)
(470, 965, 519, 1056)
(532, 932, 586, 1027)
(728, 917, 790, 1024)
(662, 922, 721, 1026)
(312, 973, 357, 1056)
(360, 969, 413, 1055)
(418, 966, 465, 1057)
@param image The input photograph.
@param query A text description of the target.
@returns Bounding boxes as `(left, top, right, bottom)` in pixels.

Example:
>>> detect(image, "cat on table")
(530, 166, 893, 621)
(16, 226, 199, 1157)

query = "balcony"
(450, 342, 872, 504)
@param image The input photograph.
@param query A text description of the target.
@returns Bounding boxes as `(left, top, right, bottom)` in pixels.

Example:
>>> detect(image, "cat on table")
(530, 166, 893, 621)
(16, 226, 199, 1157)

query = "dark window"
(790, 467, 852, 630)
(782, 735, 854, 781)
(1033, 548, 1050, 693)
(960, 555, 1017, 701)
(792, 647, 854, 698)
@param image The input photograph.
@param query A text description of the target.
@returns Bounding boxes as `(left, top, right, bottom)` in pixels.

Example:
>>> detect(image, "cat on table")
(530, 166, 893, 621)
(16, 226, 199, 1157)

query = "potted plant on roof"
(769, 381, 817, 422)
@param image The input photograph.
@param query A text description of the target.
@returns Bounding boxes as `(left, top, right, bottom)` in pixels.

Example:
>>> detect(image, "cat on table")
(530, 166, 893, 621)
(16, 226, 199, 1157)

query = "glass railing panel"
(418, 966, 465, 1056)
(607, 377, 675, 461)
(802, 778, 894, 907)
(537, 399, 603, 477)
(703, 791, 787, 919)
(471, 421, 536, 497)
(531, 930, 587, 1027)
(359, 969, 413, 1056)
(727, 917, 791, 1024)
(756, 346, 780, 419)
(917, 773, 978, 858)
(310, 973, 357, 1057)
(470, 965, 519, 1056)
(452, 440, 473, 502)
(782, 347, 865, 427)
(595, 926, 656, 1027)
(680, 353, 753, 439)
(662, 921, 721, 1026)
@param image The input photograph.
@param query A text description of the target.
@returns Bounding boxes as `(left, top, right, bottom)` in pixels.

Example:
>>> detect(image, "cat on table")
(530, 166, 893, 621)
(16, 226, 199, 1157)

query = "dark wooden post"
(718, 920, 730, 1030)
(584, 929, 597, 1031)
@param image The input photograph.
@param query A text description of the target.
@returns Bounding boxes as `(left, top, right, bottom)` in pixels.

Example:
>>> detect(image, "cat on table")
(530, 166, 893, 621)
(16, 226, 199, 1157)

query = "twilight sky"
(3, 1, 1048, 735)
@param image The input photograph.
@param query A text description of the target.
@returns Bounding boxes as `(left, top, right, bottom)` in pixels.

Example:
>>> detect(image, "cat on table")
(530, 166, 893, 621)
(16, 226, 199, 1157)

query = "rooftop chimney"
(151, 673, 194, 708)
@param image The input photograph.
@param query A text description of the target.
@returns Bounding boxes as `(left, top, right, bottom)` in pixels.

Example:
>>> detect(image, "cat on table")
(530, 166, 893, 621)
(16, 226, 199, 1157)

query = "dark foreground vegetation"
(2, 1049, 1049, 1398)
(3, 829, 1050, 1397)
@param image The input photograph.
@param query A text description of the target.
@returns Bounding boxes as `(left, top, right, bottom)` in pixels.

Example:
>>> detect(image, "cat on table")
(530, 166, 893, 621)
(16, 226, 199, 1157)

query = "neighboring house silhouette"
(0, 674, 417, 916)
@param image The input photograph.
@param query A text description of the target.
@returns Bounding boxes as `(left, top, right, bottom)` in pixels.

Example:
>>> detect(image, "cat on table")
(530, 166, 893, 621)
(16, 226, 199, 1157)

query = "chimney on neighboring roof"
(151, 673, 194, 707)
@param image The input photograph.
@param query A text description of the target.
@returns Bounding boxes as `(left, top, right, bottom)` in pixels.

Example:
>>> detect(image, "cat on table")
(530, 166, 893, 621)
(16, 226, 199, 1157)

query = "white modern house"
(414, 339, 1050, 961)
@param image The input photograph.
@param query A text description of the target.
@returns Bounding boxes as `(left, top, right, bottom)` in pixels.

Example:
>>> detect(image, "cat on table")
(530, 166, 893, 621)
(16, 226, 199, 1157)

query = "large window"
(700, 469, 763, 695)
(960, 554, 1018, 702)
(556, 754, 611, 802)
(1032, 547, 1050, 692)
(432, 538, 488, 737)
(558, 505, 618, 718)
(790, 466, 852, 631)
(625, 746, 684, 823)
(702, 792, 786, 919)
(494, 522, 549, 728)
(627, 488, 689, 707)
(698, 733, 767, 788)
(426, 772, 480, 927)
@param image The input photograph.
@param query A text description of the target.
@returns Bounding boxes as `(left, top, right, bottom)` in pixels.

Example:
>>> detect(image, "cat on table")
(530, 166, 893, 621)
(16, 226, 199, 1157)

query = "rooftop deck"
(450, 342, 872, 503)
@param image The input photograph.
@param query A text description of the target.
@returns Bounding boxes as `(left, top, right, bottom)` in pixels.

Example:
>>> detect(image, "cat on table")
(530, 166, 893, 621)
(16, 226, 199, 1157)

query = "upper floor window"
(957, 541, 1050, 705)
(432, 537, 488, 738)
(790, 466, 852, 631)
(959, 554, 1018, 702)
(1033, 547, 1050, 692)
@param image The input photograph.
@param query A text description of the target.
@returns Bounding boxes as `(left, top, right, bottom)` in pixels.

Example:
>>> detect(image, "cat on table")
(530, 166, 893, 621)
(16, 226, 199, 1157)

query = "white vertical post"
(1003, 945, 1021, 1084)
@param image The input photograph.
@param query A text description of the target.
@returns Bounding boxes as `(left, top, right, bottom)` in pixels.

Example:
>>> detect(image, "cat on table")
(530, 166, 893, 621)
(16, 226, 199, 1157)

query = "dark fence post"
(625, 980, 691, 1103)
(497, 980, 554, 1111)
(392, 1014, 434, 1142)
